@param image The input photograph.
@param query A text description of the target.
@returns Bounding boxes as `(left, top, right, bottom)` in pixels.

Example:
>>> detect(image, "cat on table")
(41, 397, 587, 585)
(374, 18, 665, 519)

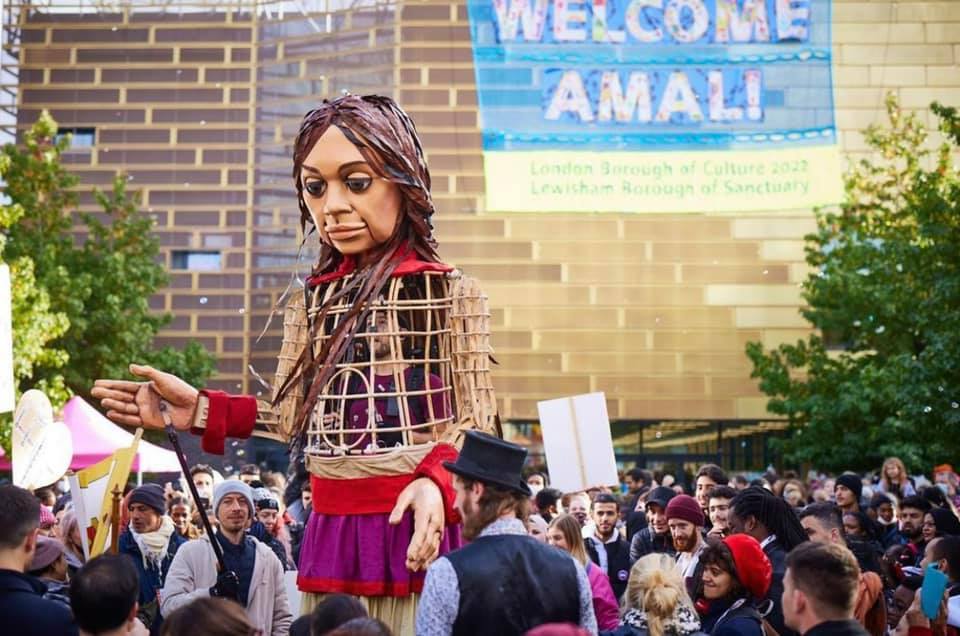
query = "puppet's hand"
(92, 364, 198, 431)
(389, 477, 444, 572)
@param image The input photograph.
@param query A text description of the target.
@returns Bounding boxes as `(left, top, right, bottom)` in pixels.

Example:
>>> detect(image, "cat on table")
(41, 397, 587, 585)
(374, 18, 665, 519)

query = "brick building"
(8, 0, 960, 470)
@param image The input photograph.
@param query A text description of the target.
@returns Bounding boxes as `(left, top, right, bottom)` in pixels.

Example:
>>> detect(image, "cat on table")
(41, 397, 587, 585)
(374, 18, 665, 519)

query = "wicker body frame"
(264, 269, 498, 477)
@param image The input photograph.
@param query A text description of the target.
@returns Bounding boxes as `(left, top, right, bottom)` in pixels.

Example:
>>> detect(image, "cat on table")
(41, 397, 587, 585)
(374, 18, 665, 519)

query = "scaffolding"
(0, 0, 396, 144)
(0, 1, 22, 144)
(4, 0, 388, 18)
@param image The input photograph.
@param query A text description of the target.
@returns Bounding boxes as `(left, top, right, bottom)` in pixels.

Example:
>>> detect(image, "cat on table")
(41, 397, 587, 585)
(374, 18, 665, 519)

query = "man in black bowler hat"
(415, 430, 598, 635)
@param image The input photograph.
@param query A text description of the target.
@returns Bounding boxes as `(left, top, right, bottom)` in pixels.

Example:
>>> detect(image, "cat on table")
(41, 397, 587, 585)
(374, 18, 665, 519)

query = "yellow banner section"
(483, 145, 844, 213)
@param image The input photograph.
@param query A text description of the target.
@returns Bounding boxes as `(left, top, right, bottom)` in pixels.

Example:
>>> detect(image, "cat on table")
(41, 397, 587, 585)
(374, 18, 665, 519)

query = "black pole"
(160, 401, 226, 571)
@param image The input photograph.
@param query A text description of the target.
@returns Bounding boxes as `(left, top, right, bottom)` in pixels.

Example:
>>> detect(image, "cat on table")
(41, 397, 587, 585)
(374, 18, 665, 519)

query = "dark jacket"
(877, 523, 902, 549)
(626, 487, 651, 541)
(248, 521, 291, 571)
(290, 512, 308, 568)
(586, 534, 632, 600)
(764, 537, 798, 636)
(700, 597, 763, 636)
(118, 527, 187, 628)
(0, 569, 78, 636)
(629, 527, 676, 563)
(847, 537, 883, 575)
(446, 534, 581, 635)
(803, 619, 871, 636)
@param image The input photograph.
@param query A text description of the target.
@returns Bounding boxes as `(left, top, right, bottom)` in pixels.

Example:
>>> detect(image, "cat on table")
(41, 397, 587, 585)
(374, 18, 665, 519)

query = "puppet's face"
(300, 125, 403, 259)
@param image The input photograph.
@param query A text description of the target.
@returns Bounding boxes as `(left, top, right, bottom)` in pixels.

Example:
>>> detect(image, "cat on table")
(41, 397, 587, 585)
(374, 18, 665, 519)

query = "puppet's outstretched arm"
(92, 364, 267, 454)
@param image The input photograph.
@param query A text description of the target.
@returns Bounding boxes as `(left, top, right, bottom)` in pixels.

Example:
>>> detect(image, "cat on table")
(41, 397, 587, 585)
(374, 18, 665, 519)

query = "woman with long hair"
(603, 553, 702, 636)
(548, 513, 620, 631)
(694, 535, 771, 636)
(877, 457, 916, 500)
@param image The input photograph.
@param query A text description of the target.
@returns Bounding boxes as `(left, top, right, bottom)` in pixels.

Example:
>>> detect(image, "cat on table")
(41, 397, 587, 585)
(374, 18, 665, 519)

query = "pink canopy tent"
(0, 396, 181, 475)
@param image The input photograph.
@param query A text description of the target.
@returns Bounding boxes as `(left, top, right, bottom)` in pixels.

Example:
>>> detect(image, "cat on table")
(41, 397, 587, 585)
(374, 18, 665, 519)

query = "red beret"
(723, 534, 772, 600)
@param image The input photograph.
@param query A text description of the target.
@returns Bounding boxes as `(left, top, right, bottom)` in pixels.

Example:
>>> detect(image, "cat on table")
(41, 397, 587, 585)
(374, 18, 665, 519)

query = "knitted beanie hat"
(836, 474, 863, 502)
(39, 505, 56, 529)
(665, 494, 705, 527)
(252, 487, 280, 511)
(213, 480, 255, 518)
(128, 484, 165, 515)
(723, 534, 773, 600)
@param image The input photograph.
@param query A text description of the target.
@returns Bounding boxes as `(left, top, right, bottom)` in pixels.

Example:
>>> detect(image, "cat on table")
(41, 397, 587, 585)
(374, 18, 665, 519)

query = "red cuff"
(197, 391, 257, 455)
(226, 395, 257, 440)
(908, 628, 933, 636)
(414, 443, 461, 525)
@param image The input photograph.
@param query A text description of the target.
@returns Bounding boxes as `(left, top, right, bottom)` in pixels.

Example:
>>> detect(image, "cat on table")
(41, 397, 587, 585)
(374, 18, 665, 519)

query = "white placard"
(284, 570, 303, 617)
(13, 389, 73, 490)
(0, 264, 14, 413)
(537, 392, 619, 494)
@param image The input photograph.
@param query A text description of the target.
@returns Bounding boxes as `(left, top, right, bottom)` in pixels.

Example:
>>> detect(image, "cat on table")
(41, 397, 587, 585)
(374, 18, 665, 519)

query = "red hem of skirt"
(297, 574, 424, 597)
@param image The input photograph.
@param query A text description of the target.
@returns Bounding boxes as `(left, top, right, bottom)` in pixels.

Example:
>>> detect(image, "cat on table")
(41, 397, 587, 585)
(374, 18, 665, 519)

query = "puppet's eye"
(344, 176, 373, 193)
(304, 180, 326, 197)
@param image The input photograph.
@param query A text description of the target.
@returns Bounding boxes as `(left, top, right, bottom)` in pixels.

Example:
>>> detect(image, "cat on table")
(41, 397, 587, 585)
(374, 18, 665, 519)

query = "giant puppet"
(92, 95, 499, 633)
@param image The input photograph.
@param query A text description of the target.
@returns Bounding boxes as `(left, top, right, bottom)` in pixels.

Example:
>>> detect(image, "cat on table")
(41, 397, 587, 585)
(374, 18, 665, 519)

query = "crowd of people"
(2, 443, 960, 636)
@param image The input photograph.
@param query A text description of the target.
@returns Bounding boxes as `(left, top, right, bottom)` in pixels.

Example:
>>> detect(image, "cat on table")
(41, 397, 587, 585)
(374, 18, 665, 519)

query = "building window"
(55, 127, 95, 148)
(171, 250, 221, 271)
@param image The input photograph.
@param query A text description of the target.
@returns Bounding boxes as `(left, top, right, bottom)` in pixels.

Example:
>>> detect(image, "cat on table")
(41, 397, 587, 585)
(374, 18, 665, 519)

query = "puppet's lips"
(326, 223, 367, 238)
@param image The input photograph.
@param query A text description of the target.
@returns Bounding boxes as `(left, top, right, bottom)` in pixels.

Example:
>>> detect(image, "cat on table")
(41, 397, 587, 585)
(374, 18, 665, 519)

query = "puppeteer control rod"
(160, 400, 226, 572)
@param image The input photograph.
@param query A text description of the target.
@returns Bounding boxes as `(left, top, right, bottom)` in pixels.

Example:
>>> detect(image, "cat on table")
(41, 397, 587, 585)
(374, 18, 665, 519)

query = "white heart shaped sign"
(12, 390, 74, 490)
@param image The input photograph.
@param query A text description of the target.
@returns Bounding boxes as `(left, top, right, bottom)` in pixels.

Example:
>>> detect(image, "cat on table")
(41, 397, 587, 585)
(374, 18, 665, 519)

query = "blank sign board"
(0, 265, 13, 413)
(537, 392, 618, 493)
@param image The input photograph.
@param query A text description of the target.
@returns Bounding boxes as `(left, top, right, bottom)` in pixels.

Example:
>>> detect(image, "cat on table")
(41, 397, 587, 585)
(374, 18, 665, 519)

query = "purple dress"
(297, 441, 464, 597)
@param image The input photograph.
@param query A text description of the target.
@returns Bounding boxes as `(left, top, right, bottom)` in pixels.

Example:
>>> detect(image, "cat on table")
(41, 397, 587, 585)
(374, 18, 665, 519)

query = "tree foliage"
(0, 111, 216, 454)
(746, 95, 960, 473)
